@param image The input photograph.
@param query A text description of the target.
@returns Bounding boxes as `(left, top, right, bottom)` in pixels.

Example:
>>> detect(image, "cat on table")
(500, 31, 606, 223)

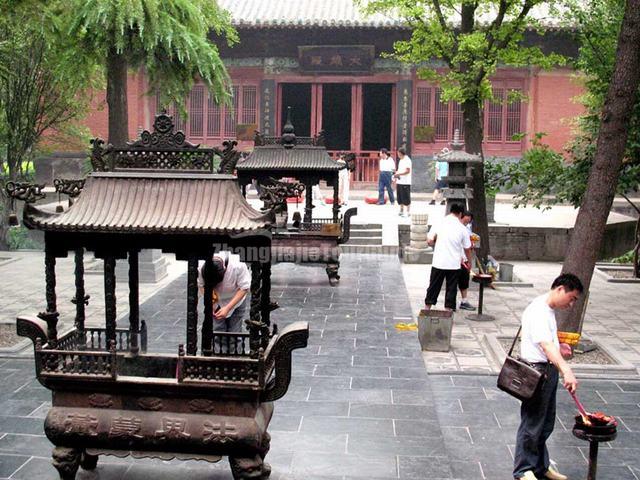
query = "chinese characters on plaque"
(299, 45, 375, 74)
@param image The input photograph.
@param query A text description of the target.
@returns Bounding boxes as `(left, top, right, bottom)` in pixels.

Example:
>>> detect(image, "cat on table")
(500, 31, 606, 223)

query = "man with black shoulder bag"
(512, 273, 583, 480)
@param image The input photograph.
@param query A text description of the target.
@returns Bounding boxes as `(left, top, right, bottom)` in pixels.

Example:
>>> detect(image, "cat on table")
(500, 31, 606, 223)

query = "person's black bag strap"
(507, 326, 522, 357)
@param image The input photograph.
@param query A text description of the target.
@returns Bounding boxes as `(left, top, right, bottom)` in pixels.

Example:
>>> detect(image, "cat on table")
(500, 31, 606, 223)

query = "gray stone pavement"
(402, 261, 640, 376)
(0, 254, 639, 480)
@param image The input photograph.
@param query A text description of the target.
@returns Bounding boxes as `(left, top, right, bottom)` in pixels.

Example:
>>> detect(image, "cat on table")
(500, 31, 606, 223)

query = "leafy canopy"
(360, 0, 565, 104)
(65, 0, 239, 107)
(485, 0, 640, 208)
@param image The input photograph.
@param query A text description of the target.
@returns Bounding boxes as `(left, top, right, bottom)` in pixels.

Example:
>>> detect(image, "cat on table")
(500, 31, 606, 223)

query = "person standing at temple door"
(199, 251, 251, 352)
(429, 159, 449, 205)
(337, 153, 351, 206)
(377, 148, 396, 205)
(394, 147, 412, 217)
(424, 203, 472, 311)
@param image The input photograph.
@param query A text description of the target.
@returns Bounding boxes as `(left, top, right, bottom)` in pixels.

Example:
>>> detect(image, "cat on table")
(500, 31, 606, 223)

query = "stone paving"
(1, 251, 640, 479)
(0, 255, 448, 479)
(403, 261, 640, 376)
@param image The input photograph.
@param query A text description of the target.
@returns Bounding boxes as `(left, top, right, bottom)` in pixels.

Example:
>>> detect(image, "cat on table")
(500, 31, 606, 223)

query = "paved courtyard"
(1, 253, 640, 479)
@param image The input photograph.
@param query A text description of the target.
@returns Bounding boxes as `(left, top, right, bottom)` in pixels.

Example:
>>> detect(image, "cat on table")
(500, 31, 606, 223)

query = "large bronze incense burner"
(236, 108, 357, 285)
(11, 113, 309, 480)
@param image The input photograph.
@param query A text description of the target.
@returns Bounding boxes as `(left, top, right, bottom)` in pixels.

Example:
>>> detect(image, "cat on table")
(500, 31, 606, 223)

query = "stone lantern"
(437, 130, 482, 211)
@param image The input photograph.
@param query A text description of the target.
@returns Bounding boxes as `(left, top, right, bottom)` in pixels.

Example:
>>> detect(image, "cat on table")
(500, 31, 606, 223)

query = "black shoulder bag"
(497, 326, 544, 401)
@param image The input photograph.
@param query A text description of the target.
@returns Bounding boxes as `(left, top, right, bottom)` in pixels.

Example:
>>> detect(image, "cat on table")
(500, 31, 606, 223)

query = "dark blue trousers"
(377, 171, 395, 204)
(513, 365, 559, 479)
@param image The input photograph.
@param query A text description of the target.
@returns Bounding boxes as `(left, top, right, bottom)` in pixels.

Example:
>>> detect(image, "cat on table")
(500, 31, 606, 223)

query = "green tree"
(64, 0, 238, 146)
(0, 0, 94, 249)
(485, 0, 640, 332)
(361, 0, 565, 261)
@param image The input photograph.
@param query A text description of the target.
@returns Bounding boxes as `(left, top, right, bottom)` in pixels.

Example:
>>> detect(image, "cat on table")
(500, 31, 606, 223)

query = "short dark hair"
(380, 148, 388, 155)
(462, 210, 473, 219)
(201, 257, 226, 287)
(551, 273, 584, 293)
(449, 203, 464, 215)
(398, 147, 406, 156)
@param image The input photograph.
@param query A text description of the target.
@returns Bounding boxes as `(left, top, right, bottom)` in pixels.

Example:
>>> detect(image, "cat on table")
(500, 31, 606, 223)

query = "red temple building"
(79, 0, 586, 192)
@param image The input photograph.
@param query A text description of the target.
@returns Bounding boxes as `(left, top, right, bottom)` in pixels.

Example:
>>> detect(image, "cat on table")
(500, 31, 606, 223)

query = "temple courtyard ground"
(1, 199, 639, 479)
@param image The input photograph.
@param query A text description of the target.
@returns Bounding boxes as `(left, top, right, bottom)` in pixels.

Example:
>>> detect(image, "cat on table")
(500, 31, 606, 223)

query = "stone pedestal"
(403, 213, 433, 264)
(115, 249, 169, 284)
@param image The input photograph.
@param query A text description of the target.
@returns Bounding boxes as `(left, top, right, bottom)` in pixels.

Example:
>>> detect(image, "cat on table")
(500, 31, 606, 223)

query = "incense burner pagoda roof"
(23, 172, 272, 235)
(237, 145, 342, 172)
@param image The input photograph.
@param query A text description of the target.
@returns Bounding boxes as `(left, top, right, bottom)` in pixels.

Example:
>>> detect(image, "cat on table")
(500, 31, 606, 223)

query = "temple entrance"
(321, 84, 352, 151)
(280, 83, 312, 137)
(361, 83, 393, 151)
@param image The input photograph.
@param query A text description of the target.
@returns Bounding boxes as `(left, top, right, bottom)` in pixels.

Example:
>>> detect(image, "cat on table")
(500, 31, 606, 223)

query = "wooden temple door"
(279, 82, 395, 187)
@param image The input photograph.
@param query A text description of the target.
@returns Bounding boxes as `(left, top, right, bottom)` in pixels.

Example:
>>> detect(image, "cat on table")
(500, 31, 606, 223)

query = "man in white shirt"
(513, 273, 582, 480)
(377, 148, 396, 205)
(393, 147, 412, 217)
(198, 251, 251, 353)
(424, 203, 472, 310)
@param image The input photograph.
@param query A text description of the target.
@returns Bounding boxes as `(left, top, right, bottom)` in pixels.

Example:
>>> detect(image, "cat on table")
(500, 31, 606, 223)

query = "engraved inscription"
(63, 414, 98, 436)
(202, 421, 237, 444)
(109, 416, 143, 439)
(155, 418, 190, 440)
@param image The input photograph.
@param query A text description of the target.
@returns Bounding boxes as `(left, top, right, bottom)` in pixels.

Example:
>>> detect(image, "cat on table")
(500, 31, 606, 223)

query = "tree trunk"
(462, 99, 491, 263)
(559, 0, 640, 333)
(106, 49, 129, 147)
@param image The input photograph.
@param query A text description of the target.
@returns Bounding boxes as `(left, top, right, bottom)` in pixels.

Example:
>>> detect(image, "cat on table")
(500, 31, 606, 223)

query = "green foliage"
(485, 133, 571, 207)
(485, 0, 640, 210)
(607, 250, 634, 264)
(360, 0, 566, 107)
(6, 226, 38, 250)
(0, 0, 95, 183)
(65, 0, 239, 111)
(564, 0, 640, 200)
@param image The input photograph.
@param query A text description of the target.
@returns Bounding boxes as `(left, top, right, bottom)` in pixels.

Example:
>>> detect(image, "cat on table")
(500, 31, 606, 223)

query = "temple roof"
(23, 172, 272, 235)
(237, 145, 342, 172)
(218, 0, 404, 29)
(218, 0, 564, 30)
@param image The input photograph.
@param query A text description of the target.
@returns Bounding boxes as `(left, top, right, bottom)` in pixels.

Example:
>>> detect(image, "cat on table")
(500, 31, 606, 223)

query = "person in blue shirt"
(429, 160, 448, 205)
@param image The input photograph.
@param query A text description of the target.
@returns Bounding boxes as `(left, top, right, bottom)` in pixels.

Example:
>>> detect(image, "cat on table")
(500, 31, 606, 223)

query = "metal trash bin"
(418, 309, 454, 352)
(499, 263, 514, 282)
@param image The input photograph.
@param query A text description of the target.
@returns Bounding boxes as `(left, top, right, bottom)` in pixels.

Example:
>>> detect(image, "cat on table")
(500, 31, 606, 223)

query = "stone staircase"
(342, 223, 394, 254)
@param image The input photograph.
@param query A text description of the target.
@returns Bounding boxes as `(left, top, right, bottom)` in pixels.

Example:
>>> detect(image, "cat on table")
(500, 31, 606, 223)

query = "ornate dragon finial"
(90, 138, 110, 172)
(127, 112, 199, 150)
(258, 178, 305, 215)
(254, 130, 265, 147)
(4, 181, 46, 203)
(53, 179, 85, 198)
(216, 140, 242, 174)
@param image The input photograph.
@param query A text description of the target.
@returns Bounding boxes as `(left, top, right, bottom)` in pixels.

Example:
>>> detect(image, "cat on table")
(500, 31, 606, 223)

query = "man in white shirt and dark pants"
(424, 203, 472, 310)
(394, 147, 412, 217)
(513, 273, 582, 480)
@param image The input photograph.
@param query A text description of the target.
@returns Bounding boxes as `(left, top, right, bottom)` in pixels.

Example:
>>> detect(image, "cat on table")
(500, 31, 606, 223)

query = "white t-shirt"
(460, 223, 473, 261)
(197, 252, 251, 318)
(396, 156, 412, 185)
(520, 293, 559, 363)
(380, 157, 396, 172)
(429, 215, 472, 270)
